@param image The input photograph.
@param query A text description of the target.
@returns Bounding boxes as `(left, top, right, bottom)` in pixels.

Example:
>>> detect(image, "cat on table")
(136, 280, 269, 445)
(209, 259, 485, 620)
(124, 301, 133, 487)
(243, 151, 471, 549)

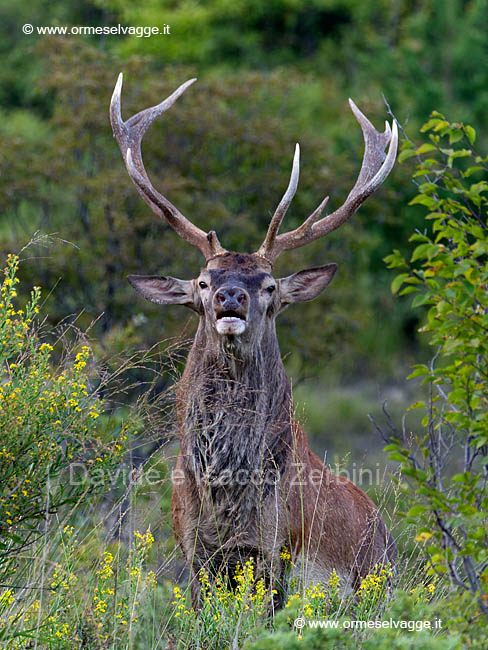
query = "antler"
(257, 99, 398, 264)
(110, 73, 226, 261)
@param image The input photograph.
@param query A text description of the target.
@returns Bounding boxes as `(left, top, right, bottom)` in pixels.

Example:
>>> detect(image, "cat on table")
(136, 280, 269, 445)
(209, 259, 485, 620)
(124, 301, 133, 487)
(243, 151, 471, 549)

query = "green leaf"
(418, 182, 438, 194)
(449, 130, 463, 144)
(463, 166, 483, 178)
(407, 365, 429, 379)
(384, 249, 407, 269)
(433, 120, 450, 132)
(421, 118, 446, 133)
(408, 505, 427, 517)
(450, 149, 472, 159)
(464, 125, 476, 145)
(415, 143, 436, 155)
(398, 148, 416, 163)
(409, 194, 438, 210)
(409, 233, 431, 243)
(411, 243, 434, 262)
(407, 400, 425, 411)
(388, 451, 407, 462)
(391, 273, 409, 294)
(452, 473, 468, 483)
(411, 293, 430, 308)
(399, 285, 418, 296)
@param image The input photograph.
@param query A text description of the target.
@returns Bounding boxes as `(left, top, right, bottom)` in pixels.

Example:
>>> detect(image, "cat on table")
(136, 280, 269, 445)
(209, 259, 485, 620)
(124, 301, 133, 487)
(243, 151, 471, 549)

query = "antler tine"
(261, 101, 398, 264)
(257, 143, 300, 259)
(110, 73, 226, 260)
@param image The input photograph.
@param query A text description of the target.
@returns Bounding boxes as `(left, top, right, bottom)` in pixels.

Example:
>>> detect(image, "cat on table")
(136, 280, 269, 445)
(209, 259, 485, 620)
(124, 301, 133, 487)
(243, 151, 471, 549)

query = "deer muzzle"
(214, 286, 248, 336)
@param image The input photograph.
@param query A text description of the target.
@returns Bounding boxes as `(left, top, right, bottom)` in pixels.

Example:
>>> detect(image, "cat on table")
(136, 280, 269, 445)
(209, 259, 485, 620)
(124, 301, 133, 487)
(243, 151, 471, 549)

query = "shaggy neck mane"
(178, 321, 294, 491)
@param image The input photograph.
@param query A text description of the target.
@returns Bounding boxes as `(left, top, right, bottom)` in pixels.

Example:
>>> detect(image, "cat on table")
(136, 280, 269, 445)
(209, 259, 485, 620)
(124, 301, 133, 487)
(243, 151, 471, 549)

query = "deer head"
(110, 74, 397, 345)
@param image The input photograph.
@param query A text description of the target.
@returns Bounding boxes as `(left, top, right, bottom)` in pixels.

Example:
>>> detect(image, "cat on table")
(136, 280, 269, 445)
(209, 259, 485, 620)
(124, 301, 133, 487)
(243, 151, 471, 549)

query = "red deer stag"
(110, 74, 398, 607)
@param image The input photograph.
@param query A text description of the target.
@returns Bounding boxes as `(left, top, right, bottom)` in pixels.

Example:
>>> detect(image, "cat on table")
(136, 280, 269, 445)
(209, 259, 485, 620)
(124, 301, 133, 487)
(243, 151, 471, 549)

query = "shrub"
(0, 253, 130, 552)
(0, 253, 137, 644)
(385, 114, 488, 622)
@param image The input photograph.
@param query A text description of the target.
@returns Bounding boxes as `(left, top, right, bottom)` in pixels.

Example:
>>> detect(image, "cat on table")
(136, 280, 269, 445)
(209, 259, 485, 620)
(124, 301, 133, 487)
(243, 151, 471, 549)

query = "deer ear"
(279, 264, 338, 304)
(127, 275, 196, 310)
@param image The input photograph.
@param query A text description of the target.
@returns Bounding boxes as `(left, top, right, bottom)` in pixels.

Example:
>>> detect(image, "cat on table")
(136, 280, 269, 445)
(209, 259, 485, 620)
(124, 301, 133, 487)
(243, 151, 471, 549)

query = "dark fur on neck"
(177, 324, 293, 530)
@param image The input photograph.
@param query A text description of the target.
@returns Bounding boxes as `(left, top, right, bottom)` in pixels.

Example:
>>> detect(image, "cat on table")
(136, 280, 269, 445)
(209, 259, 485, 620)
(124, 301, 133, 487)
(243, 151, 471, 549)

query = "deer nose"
(215, 287, 248, 309)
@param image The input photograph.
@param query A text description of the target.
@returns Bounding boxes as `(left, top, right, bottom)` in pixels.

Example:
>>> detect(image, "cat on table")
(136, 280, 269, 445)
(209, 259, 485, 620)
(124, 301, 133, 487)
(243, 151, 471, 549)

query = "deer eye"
(266, 285, 276, 294)
(199, 281, 208, 289)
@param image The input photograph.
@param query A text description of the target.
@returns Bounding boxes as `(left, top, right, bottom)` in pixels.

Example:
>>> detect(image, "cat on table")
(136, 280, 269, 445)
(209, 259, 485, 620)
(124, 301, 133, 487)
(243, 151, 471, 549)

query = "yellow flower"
(0, 590, 14, 606)
(280, 546, 291, 561)
(146, 571, 157, 587)
(94, 599, 107, 613)
(134, 529, 155, 549)
(328, 569, 340, 589)
(415, 531, 433, 543)
(99, 552, 114, 579)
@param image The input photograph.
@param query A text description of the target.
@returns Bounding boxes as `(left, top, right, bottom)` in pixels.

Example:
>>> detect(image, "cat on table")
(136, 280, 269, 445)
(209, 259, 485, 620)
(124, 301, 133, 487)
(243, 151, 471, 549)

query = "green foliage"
(170, 560, 424, 650)
(171, 559, 272, 649)
(0, 526, 159, 648)
(244, 587, 465, 650)
(100, 0, 353, 67)
(88, 0, 488, 131)
(0, 254, 131, 562)
(385, 114, 488, 618)
(0, 253, 165, 647)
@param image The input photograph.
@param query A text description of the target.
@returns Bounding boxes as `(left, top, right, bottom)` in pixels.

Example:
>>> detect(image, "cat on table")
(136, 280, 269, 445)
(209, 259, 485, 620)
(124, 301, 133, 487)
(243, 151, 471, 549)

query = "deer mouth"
(215, 310, 247, 336)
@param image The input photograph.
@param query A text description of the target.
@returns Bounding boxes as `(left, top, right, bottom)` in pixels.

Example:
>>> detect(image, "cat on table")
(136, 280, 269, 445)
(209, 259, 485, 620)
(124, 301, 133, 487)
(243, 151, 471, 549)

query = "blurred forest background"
(1, 0, 488, 460)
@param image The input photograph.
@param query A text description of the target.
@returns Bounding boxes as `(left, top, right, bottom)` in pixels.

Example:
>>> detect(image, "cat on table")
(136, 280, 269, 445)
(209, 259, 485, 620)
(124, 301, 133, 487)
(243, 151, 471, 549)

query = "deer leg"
(190, 565, 202, 610)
